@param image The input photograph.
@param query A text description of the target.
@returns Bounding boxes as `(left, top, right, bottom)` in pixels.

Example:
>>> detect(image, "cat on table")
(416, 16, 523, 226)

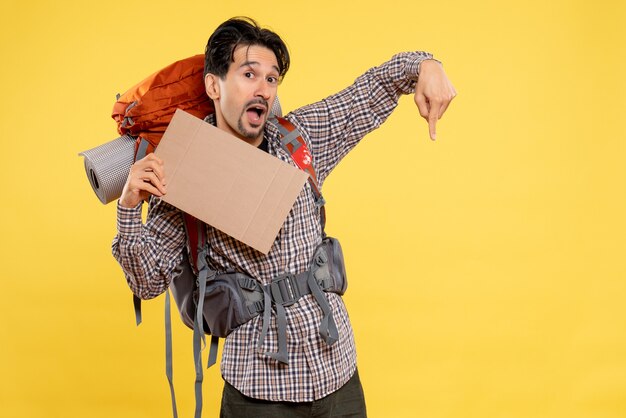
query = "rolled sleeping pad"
(79, 135, 136, 204)
(79, 97, 283, 205)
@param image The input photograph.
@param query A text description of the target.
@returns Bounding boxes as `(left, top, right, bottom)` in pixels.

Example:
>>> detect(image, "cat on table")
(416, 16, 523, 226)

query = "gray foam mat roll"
(79, 135, 136, 204)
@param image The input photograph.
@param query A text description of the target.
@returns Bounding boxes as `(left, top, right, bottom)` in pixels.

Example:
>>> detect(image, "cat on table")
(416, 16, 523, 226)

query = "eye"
(244, 71, 254, 79)
(267, 76, 278, 84)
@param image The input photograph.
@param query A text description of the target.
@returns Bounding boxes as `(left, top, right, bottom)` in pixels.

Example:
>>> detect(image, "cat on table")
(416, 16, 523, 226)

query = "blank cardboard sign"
(155, 109, 308, 254)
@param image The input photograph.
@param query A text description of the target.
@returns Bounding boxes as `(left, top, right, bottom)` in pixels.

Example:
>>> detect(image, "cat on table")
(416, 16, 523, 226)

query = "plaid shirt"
(112, 51, 433, 402)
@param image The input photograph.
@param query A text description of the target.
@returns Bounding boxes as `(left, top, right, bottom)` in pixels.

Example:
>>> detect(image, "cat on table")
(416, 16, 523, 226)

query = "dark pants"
(220, 369, 367, 418)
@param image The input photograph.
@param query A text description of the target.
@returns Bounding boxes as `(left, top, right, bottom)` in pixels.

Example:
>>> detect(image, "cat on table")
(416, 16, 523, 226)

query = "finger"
(145, 162, 166, 184)
(126, 178, 163, 199)
(129, 172, 165, 197)
(428, 101, 443, 140)
(131, 178, 164, 198)
(134, 160, 166, 184)
(138, 171, 167, 195)
(438, 99, 451, 119)
(437, 89, 457, 119)
(414, 93, 430, 120)
(138, 181, 165, 198)
(142, 152, 164, 165)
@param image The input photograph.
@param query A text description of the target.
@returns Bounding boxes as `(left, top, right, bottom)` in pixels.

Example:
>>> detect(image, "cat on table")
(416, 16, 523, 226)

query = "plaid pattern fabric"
(112, 51, 432, 402)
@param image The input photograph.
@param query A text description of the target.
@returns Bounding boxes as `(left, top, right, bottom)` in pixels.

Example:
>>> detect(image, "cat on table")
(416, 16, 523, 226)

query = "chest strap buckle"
(267, 273, 301, 306)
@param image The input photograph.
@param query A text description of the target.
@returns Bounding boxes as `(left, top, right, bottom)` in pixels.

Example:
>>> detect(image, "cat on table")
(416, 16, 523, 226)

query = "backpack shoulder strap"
(180, 212, 219, 418)
(181, 212, 206, 275)
(180, 212, 219, 367)
(270, 116, 327, 234)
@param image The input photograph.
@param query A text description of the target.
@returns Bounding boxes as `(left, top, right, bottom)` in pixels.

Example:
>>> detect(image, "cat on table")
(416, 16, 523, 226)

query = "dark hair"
(204, 17, 290, 81)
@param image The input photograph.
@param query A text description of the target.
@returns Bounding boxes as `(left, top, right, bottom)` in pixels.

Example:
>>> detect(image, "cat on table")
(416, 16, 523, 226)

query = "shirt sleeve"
(287, 51, 434, 185)
(111, 196, 186, 299)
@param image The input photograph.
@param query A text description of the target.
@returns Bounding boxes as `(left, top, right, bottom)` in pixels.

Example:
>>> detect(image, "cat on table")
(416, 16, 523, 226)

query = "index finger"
(428, 101, 442, 141)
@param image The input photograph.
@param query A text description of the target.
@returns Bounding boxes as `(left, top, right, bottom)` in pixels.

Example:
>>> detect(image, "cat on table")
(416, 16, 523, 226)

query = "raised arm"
(287, 51, 456, 184)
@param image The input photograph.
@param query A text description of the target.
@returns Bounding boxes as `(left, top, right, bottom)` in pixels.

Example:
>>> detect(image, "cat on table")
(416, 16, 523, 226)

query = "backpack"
(112, 55, 328, 418)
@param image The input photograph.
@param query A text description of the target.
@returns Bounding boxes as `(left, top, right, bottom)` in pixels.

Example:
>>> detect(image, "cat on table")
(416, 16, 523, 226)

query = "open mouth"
(245, 103, 267, 125)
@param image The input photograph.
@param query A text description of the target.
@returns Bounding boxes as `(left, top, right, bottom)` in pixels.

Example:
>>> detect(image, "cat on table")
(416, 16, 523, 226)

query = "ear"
(204, 73, 220, 100)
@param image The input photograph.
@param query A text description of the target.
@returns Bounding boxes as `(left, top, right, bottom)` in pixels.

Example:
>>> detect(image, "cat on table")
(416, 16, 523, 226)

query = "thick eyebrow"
(239, 61, 280, 74)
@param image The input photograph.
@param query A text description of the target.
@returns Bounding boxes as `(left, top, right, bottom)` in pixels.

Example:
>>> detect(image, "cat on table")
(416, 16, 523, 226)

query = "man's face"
(206, 44, 280, 146)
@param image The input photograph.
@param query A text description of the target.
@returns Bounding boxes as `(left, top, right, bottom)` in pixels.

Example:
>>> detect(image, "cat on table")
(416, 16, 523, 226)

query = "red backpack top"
(111, 54, 214, 157)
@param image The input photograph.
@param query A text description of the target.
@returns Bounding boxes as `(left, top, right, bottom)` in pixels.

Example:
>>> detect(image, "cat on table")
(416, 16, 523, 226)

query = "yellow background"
(1, 0, 625, 417)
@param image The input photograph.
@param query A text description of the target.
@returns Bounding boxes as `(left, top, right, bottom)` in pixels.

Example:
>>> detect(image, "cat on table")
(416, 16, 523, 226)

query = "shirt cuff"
(117, 200, 143, 236)
(405, 52, 438, 80)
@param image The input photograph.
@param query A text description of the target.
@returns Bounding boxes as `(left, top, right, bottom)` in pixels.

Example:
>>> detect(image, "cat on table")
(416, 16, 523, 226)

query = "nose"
(255, 79, 272, 101)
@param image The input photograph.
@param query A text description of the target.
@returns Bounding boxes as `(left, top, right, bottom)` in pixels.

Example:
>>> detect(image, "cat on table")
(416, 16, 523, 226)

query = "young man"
(113, 17, 455, 417)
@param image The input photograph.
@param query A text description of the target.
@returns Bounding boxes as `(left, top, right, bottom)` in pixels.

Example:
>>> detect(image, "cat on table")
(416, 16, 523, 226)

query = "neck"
(244, 135, 264, 148)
